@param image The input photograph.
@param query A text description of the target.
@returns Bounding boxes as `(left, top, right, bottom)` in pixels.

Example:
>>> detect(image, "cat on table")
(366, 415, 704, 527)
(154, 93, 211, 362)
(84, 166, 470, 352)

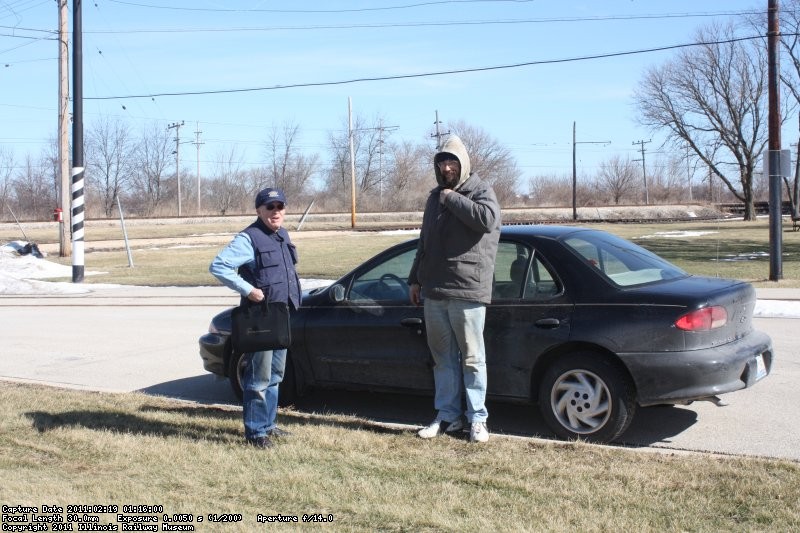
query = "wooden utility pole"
(349, 97, 356, 228)
(431, 110, 450, 150)
(572, 122, 609, 220)
(193, 122, 204, 214)
(58, 0, 70, 257)
(632, 139, 652, 205)
(168, 121, 185, 216)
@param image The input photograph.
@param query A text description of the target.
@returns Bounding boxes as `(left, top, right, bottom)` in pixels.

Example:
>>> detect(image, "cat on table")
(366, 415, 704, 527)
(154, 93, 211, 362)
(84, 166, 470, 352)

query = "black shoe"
(269, 427, 292, 438)
(246, 436, 273, 448)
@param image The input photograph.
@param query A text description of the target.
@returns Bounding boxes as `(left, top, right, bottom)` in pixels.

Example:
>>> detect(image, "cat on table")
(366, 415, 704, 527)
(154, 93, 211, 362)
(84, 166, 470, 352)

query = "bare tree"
(86, 116, 135, 217)
(634, 155, 692, 204)
(383, 139, 431, 211)
(596, 155, 639, 205)
(634, 23, 768, 220)
(527, 173, 573, 207)
(263, 121, 319, 203)
(130, 122, 172, 216)
(447, 120, 521, 205)
(12, 154, 51, 219)
(0, 147, 16, 220)
(323, 114, 386, 211)
(207, 146, 248, 215)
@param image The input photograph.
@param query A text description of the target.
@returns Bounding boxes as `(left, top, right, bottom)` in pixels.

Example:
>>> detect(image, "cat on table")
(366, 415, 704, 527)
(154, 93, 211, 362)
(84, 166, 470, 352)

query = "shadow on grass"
(285, 389, 702, 448)
(23, 400, 407, 445)
(25, 409, 241, 444)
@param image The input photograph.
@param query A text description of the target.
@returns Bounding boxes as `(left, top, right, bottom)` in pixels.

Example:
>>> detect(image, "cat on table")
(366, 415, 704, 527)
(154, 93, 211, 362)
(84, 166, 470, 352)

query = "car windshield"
(562, 231, 687, 287)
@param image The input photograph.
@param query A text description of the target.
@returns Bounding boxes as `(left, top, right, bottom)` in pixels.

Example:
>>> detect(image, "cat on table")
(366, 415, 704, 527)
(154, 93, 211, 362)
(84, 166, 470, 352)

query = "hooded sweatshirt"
(408, 135, 501, 304)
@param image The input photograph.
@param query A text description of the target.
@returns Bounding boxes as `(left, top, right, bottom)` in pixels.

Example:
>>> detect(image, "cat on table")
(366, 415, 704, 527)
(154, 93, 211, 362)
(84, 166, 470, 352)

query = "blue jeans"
(423, 298, 488, 424)
(241, 348, 286, 439)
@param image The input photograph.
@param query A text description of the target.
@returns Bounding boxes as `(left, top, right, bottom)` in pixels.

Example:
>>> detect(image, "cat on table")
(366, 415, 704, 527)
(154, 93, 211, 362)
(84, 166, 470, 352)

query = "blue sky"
(0, 0, 765, 185)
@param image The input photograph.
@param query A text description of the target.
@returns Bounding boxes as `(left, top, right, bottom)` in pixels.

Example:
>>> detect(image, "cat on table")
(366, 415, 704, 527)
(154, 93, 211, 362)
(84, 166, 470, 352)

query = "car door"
(303, 244, 435, 392)
(487, 240, 573, 400)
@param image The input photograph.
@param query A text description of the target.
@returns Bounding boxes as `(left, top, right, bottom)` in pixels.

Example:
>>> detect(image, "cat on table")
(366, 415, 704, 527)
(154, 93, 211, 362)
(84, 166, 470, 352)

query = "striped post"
(71, 0, 84, 282)
(71, 165, 85, 282)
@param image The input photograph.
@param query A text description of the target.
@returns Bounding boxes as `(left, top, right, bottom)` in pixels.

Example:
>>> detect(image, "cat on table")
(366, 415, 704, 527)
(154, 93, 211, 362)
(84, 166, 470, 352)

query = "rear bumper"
(199, 333, 227, 376)
(618, 331, 774, 406)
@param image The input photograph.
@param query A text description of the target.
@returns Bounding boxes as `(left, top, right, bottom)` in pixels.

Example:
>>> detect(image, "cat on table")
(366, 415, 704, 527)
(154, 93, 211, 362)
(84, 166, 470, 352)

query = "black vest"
(238, 219, 301, 310)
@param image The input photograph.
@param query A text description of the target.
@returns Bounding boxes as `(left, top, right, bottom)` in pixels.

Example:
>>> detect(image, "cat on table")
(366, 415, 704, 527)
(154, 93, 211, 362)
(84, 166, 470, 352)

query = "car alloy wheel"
(551, 368, 611, 433)
(538, 352, 636, 443)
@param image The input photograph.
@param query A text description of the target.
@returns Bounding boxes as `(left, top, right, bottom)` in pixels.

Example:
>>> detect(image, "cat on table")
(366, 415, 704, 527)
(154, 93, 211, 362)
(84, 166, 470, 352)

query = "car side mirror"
(329, 284, 345, 303)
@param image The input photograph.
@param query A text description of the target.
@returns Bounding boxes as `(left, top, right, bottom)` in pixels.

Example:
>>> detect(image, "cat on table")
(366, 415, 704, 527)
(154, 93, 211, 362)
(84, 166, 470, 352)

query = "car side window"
(493, 242, 530, 299)
(349, 247, 416, 302)
(524, 256, 560, 300)
(492, 240, 561, 301)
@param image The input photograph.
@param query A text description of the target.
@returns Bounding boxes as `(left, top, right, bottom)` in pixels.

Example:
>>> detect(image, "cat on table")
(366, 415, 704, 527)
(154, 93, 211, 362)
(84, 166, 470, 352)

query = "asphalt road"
(1, 285, 797, 462)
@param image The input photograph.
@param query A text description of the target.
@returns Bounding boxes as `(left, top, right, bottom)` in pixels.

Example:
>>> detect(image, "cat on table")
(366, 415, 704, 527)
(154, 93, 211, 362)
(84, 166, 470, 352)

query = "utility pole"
(632, 139, 652, 205)
(58, 0, 70, 257)
(767, 0, 783, 280)
(348, 97, 356, 228)
(431, 110, 450, 149)
(71, 0, 84, 283)
(372, 120, 398, 212)
(572, 122, 609, 220)
(168, 121, 185, 216)
(353, 120, 398, 213)
(193, 122, 204, 214)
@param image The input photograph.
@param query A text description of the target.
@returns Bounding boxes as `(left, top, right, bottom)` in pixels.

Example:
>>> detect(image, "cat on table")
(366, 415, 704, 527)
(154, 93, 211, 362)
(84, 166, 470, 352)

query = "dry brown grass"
(1, 381, 798, 532)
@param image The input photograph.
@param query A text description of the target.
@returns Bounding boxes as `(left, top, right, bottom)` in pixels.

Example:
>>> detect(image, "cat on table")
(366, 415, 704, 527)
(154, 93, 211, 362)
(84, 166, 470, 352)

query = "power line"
(85, 34, 767, 101)
(56, 12, 766, 35)
(105, 0, 536, 14)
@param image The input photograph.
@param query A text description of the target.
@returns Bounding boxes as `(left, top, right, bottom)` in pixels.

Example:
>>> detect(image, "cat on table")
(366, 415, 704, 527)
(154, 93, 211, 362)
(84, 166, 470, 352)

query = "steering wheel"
(378, 273, 408, 299)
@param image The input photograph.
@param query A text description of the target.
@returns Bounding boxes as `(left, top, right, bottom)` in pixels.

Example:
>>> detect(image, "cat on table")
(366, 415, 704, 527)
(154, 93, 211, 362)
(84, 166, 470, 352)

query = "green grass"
(1, 382, 798, 532)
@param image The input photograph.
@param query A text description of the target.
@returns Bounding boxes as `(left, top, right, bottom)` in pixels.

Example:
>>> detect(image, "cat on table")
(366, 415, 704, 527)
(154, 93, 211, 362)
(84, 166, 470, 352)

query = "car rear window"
(563, 231, 687, 287)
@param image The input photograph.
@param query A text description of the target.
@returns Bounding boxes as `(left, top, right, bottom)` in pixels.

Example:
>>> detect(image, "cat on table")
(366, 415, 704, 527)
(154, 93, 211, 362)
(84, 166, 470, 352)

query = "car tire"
(227, 350, 298, 407)
(538, 352, 636, 443)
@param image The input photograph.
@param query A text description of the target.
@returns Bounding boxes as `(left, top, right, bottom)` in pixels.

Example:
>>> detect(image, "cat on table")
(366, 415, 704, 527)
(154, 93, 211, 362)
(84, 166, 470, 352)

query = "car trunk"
(634, 276, 757, 351)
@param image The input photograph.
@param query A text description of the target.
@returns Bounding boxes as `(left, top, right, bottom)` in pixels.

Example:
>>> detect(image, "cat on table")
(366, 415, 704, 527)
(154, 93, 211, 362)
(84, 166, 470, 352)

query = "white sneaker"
(470, 421, 489, 443)
(417, 418, 464, 439)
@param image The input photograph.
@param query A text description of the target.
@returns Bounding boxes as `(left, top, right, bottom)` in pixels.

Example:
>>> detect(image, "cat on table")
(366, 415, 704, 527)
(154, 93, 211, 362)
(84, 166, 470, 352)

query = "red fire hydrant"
(53, 207, 63, 222)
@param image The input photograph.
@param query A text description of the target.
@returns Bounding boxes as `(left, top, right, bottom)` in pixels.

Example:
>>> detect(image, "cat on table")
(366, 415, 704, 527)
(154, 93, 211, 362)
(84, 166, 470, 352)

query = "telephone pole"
(376, 120, 398, 211)
(632, 139, 652, 205)
(572, 122, 609, 220)
(168, 121, 185, 216)
(767, 0, 783, 280)
(431, 110, 450, 149)
(193, 122, 204, 214)
(58, 0, 70, 257)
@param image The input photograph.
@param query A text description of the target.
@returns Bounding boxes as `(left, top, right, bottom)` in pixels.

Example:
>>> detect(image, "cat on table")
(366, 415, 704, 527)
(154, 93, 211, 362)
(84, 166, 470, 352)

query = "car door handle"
(401, 318, 423, 327)
(535, 318, 561, 329)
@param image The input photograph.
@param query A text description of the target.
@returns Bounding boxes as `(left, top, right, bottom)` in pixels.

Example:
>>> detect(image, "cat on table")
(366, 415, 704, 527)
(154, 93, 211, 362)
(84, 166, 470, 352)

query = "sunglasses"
(264, 202, 285, 211)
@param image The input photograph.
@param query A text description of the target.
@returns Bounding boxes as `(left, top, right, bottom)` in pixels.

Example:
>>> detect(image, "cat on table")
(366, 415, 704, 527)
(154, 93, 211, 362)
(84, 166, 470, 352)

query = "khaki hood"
(434, 134, 471, 189)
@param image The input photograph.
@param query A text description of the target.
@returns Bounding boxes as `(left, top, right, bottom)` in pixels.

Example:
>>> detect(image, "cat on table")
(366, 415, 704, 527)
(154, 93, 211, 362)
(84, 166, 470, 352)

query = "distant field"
(1, 206, 798, 287)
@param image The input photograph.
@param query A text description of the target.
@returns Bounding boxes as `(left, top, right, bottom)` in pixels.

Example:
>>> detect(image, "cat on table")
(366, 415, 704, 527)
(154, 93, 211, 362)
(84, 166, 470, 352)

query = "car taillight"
(675, 306, 728, 331)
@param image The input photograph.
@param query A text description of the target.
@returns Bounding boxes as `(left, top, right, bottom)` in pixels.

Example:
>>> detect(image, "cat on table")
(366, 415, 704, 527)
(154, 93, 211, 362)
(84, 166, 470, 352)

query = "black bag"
(230, 301, 291, 353)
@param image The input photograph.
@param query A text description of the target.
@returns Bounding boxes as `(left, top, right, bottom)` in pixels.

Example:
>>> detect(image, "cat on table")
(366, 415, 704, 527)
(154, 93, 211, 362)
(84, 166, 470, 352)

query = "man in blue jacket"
(408, 135, 501, 443)
(210, 187, 301, 448)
